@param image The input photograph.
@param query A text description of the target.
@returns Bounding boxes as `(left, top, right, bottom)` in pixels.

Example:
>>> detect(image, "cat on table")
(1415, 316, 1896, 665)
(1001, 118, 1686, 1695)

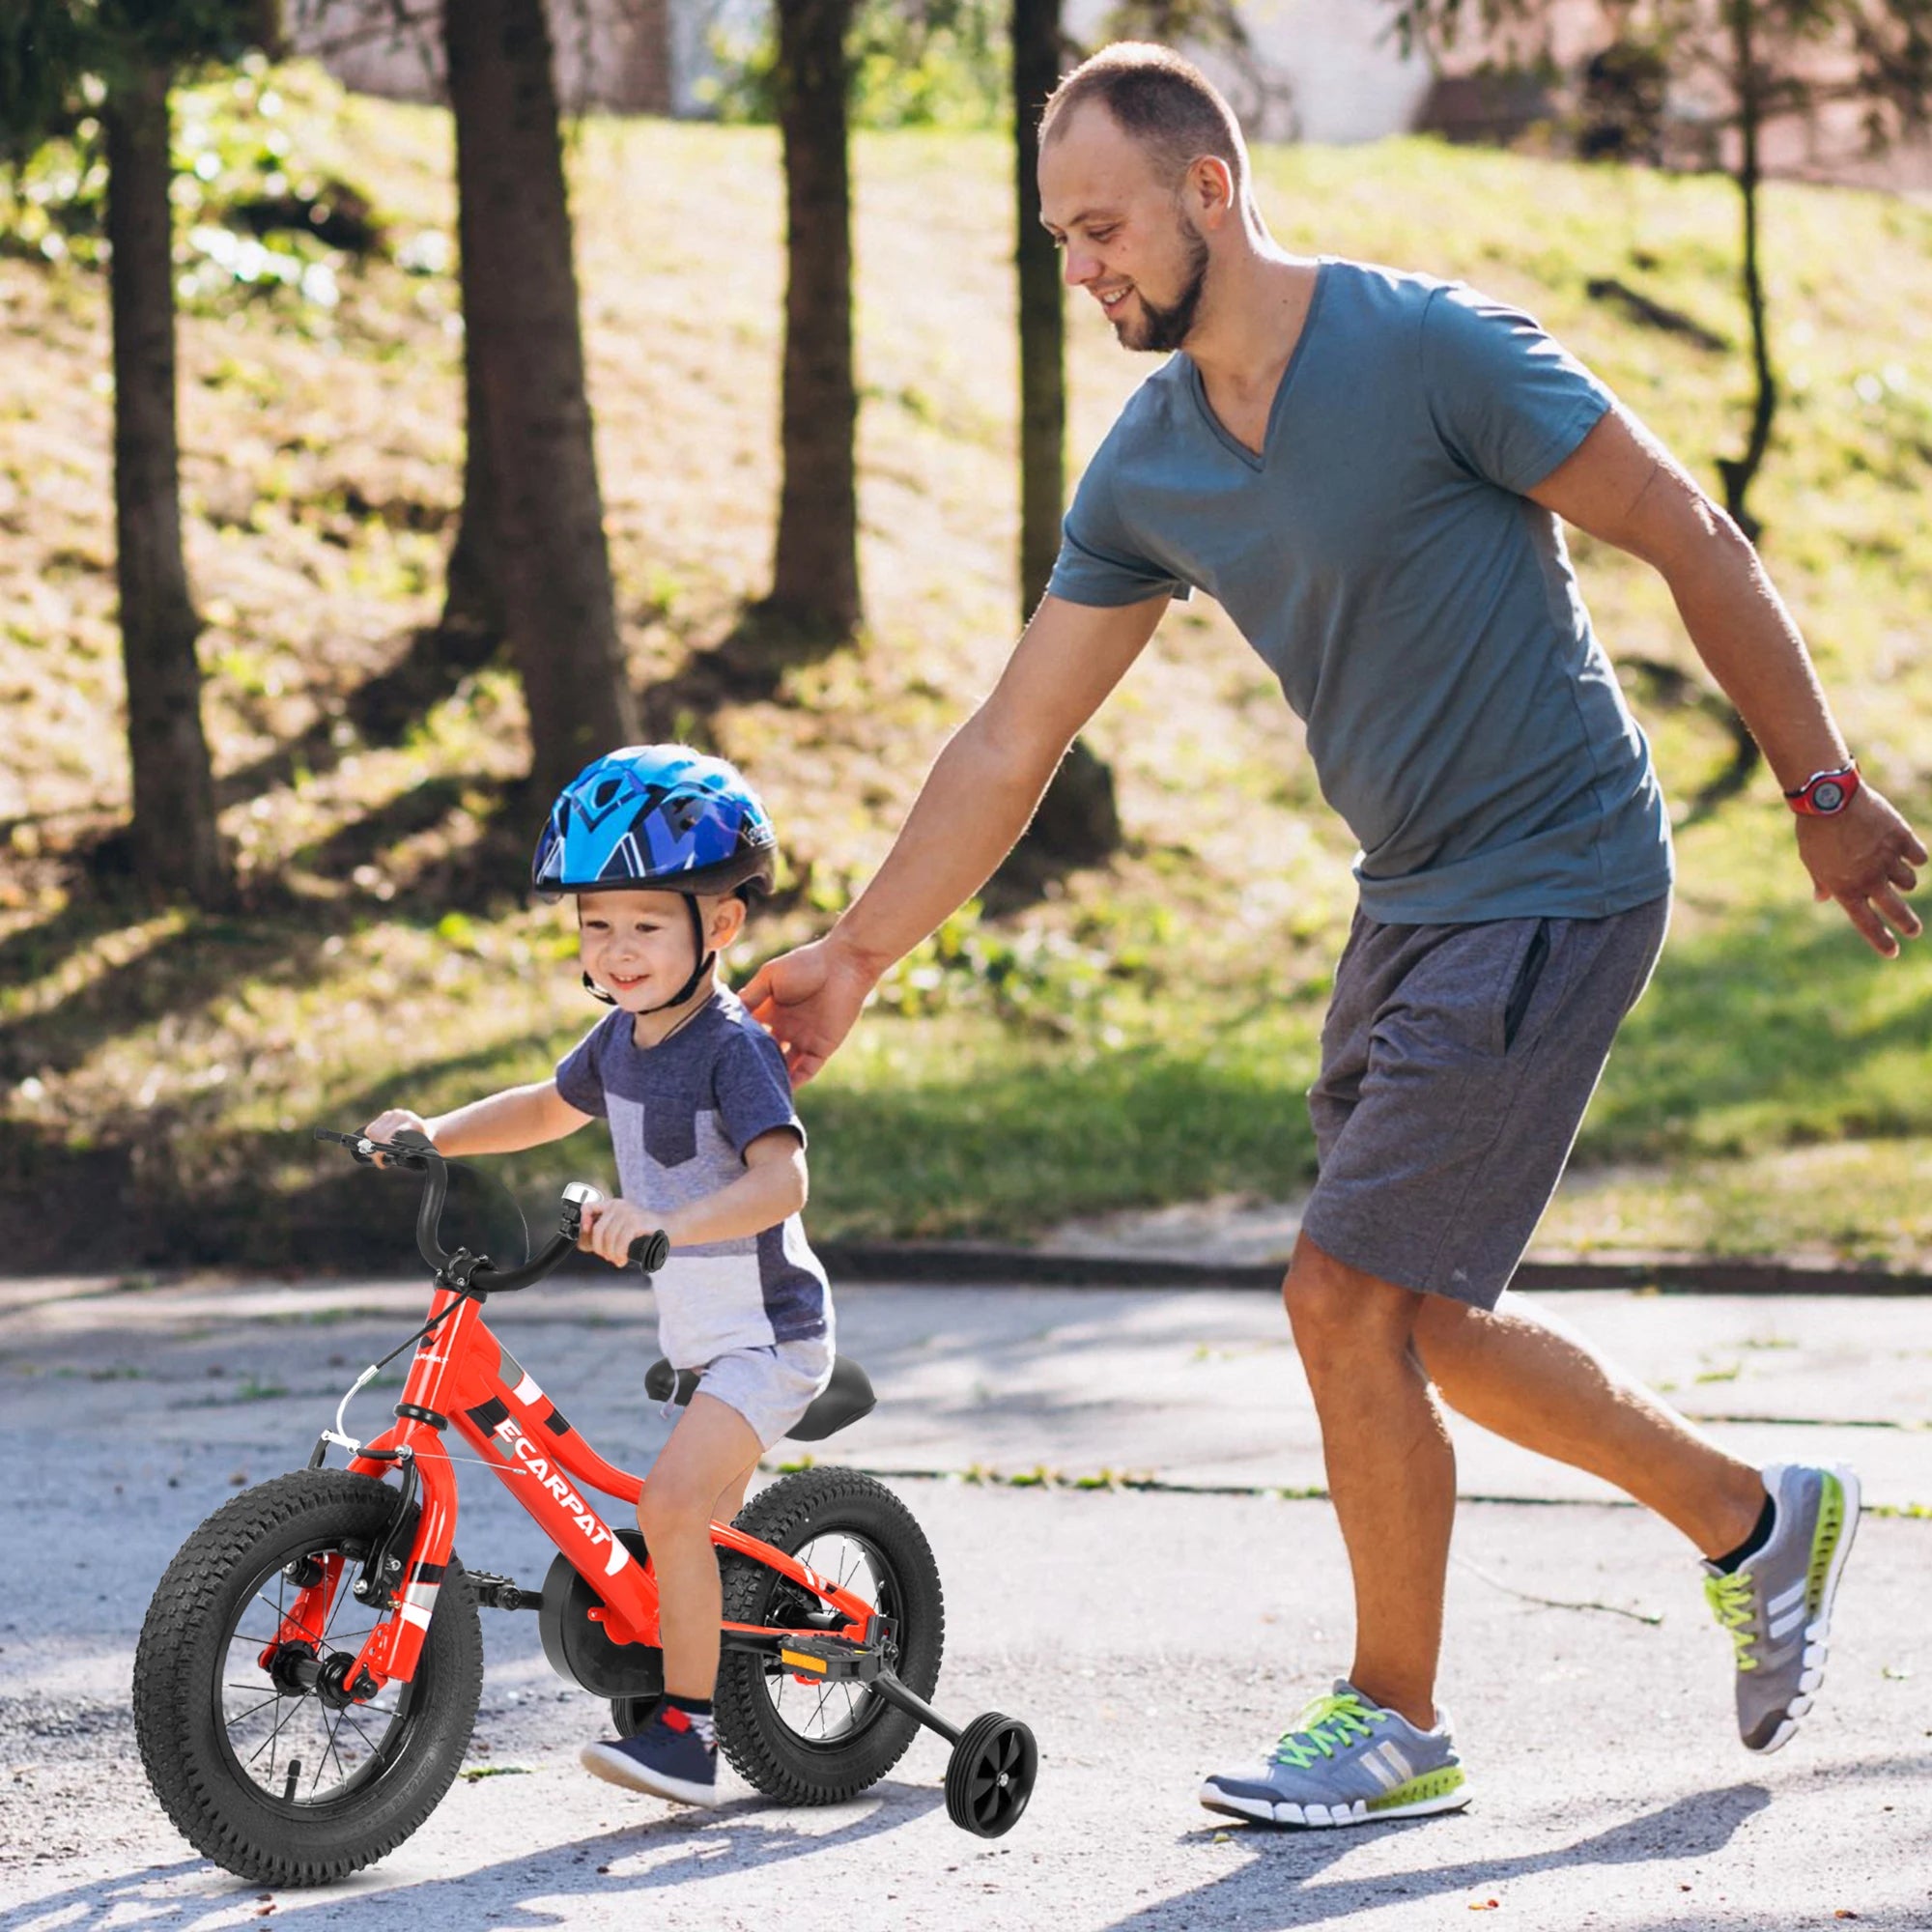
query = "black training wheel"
(944, 1712, 1037, 1837)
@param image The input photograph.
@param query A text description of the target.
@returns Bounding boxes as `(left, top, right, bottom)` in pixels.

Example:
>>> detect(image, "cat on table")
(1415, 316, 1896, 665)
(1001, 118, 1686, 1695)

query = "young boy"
(363, 744, 834, 1807)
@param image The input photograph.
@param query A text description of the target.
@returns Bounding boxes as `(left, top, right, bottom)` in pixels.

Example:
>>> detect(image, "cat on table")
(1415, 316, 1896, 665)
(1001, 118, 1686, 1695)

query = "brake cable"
(314, 1273, 484, 1463)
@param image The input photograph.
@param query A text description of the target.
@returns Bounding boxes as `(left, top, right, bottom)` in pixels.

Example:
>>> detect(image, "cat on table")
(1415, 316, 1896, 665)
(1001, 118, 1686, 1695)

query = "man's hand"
(739, 934, 882, 1084)
(1796, 785, 1925, 957)
(577, 1196, 662, 1268)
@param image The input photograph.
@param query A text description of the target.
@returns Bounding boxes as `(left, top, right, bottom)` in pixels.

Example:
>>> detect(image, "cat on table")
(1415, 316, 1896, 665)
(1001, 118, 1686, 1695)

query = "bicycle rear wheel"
(716, 1466, 945, 1804)
(134, 1470, 483, 1885)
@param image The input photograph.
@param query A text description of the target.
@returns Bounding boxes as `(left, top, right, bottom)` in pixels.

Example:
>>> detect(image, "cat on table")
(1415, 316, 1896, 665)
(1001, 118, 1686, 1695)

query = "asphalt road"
(3, 1272, 1929, 1930)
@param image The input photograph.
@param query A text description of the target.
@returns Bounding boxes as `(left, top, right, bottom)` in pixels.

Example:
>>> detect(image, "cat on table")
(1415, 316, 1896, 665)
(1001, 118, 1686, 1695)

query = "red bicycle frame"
(267, 1281, 880, 1695)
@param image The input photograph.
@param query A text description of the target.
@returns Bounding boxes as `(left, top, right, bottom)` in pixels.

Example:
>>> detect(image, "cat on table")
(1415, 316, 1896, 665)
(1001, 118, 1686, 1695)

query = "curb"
(7, 1250, 1927, 1300)
(815, 1242, 1932, 1296)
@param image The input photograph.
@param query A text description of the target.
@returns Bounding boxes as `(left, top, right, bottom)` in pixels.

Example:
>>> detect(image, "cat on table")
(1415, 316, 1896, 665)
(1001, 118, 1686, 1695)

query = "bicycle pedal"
(775, 1634, 883, 1683)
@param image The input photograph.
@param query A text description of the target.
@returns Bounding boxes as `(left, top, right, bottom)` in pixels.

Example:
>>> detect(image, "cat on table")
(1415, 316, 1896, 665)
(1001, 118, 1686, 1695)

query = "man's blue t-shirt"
(555, 988, 831, 1370)
(1047, 257, 1673, 924)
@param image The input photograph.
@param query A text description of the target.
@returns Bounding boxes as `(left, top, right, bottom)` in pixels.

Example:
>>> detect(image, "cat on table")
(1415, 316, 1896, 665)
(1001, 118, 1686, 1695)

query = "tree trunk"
(1707, 0, 1767, 795)
(1013, 0, 1065, 617)
(102, 61, 231, 907)
(439, 344, 506, 648)
(444, 0, 637, 804)
(997, 0, 1123, 898)
(1716, 0, 1776, 550)
(765, 0, 862, 643)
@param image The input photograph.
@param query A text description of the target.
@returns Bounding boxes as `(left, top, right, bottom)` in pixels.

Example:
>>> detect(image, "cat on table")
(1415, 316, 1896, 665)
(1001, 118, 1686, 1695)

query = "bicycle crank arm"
(466, 1572, 543, 1612)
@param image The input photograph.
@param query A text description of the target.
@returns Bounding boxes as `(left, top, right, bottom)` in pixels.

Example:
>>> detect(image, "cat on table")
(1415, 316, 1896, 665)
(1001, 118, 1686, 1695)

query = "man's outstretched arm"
(1530, 407, 1925, 956)
(742, 590, 1170, 1080)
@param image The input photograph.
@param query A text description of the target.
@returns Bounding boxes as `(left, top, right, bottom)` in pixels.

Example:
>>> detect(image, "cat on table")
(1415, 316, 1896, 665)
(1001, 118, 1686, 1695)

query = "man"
(742, 43, 1925, 1826)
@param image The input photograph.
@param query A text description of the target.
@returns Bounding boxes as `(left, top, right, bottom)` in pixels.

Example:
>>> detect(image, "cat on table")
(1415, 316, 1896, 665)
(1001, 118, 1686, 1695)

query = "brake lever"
(315, 1127, 379, 1166)
(314, 1126, 433, 1171)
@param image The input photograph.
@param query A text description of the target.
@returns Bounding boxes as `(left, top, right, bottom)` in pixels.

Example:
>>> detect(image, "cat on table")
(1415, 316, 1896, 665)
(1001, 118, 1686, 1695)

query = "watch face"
(1813, 781, 1847, 813)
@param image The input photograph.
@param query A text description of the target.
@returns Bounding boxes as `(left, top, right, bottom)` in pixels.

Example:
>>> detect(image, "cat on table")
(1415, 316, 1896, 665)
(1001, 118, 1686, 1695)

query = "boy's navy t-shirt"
(1047, 257, 1673, 925)
(555, 988, 831, 1371)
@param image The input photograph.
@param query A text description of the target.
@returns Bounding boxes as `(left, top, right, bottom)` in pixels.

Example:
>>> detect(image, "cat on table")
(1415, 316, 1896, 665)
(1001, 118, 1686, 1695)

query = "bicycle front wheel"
(133, 1470, 483, 1885)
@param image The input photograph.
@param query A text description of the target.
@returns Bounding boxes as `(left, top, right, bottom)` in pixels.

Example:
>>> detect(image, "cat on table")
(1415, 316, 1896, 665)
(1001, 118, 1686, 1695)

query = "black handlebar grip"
(628, 1231, 671, 1274)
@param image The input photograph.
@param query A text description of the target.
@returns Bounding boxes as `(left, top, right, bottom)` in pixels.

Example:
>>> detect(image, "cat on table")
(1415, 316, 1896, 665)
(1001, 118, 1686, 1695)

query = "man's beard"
(1120, 214, 1209, 354)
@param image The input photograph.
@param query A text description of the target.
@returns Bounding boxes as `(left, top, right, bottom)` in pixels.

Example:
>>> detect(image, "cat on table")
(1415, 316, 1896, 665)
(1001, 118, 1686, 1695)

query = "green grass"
(1, 66, 1930, 1268)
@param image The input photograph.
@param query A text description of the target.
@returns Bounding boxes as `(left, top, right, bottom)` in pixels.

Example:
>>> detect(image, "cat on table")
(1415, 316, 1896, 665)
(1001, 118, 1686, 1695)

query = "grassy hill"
(3, 63, 1930, 1271)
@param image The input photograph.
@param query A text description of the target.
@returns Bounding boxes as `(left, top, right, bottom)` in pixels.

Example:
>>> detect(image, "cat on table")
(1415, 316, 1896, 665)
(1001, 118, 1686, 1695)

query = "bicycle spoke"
(258, 1601, 329, 1650)
(312, 1704, 351, 1799)
(242, 1694, 310, 1771)
(758, 1529, 897, 1744)
(337, 1707, 388, 1761)
(223, 1690, 285, 1725)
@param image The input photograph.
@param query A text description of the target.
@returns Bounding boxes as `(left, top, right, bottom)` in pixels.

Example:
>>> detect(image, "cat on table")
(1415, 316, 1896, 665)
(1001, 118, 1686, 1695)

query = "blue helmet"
(531, 746, 778, 902)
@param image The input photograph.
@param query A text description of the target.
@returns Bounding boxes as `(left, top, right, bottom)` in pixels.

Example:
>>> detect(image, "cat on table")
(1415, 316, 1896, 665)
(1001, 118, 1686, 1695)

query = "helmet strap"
(636, 895, 714, 1016)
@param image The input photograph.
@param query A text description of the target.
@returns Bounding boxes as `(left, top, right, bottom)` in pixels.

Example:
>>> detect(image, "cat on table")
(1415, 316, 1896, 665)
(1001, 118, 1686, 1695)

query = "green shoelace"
(1704, 1570, 1760, 1671)
(1269, 1692, 1388, 1769)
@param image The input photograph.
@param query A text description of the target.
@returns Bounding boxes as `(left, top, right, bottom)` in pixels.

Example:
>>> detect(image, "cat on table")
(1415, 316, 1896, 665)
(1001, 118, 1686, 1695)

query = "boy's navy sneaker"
(581, 1706, 720, 1806)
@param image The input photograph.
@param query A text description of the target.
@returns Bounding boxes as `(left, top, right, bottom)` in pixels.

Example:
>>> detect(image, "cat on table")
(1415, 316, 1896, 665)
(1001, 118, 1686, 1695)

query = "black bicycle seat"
(643, 1355, 876, 1442)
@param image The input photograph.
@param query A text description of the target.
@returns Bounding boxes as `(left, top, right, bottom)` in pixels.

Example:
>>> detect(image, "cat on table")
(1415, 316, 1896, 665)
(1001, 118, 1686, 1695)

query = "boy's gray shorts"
(1300, 894, 1669, 1310)
(691, 1333, 835, 1449)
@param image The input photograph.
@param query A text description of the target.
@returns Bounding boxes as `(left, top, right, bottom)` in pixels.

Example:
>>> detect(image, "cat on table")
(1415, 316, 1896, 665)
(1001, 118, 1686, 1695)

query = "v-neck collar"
(1183, 258, 1330, 471)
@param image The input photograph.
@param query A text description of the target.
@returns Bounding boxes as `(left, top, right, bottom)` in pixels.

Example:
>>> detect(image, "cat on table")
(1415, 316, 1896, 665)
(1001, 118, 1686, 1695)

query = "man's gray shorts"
(1301, 894, 1669, 1310)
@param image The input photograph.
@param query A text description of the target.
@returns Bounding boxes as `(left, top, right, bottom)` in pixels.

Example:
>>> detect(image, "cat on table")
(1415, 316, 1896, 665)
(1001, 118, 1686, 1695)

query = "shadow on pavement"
(1098, 1783, 1773, 1931)
(7, 1784, 939, 1930)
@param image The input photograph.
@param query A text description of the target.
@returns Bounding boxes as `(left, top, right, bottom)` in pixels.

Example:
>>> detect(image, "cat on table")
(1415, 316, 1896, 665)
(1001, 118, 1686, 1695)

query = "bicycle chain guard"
(537, 1529, 665, 1699)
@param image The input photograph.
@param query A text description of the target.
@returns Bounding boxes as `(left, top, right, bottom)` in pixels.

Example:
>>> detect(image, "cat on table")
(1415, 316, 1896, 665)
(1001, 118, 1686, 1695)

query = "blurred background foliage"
(1, 7, 1929, 1271)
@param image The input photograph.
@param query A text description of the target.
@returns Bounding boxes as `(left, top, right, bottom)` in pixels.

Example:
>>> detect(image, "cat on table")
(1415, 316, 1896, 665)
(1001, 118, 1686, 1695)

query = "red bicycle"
(132, 1129, 1037, 1886)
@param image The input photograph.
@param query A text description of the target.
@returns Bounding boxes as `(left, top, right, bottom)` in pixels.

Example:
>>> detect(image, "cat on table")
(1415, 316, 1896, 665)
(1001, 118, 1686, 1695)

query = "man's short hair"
(1038, 42, 1249, 199)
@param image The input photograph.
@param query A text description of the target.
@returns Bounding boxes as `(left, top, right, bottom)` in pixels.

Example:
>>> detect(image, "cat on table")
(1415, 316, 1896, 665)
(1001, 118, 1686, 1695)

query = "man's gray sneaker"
(1703, 1462, 1861, 1754)
(1199, 1682, 1469, 1828)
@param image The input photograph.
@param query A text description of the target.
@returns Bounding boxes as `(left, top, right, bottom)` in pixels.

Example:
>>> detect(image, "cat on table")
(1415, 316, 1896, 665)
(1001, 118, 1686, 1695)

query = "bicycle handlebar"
(314, 1128, 670, 1287)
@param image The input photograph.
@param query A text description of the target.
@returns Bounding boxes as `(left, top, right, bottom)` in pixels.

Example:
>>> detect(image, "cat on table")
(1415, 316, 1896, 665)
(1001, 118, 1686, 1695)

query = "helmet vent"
(532, 747, 778, 901)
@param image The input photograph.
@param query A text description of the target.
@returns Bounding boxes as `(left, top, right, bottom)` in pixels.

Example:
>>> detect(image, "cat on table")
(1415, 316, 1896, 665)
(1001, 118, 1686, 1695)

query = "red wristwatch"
(1783, 759, 1861, 816)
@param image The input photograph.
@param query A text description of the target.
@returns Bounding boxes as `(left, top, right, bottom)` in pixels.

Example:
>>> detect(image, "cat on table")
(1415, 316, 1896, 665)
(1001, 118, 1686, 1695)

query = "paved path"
(3, 1273, 1929, 1930)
